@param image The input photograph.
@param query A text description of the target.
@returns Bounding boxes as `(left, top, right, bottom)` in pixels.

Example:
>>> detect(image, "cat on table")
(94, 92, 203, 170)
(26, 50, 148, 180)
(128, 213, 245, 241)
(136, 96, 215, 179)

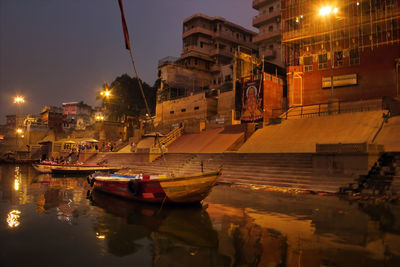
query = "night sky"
(0, 0, 256, 123)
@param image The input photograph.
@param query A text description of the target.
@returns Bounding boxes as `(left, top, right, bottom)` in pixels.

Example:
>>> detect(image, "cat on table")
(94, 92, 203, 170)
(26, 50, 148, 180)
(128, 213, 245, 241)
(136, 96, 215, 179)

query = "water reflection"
(89, 191, 221, 265)
(7, 209, 21, 228)
(0, 164, 400, 266)
(14, 166, 21, 191)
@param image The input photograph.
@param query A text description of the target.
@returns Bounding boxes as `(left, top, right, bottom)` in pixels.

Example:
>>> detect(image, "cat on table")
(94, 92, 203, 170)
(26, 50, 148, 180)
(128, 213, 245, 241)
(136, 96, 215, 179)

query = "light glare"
(319, 6, 338, 16)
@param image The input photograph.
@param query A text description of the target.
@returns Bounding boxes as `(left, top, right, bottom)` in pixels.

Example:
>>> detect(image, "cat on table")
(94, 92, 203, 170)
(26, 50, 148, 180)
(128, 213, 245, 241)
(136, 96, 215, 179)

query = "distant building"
(156, 14, 257, 127)
(63, 102, 93, 130)
(252, 0, 283, 67)
(6, 114, 32, 129)
(40, 106, 63, 132)
(281, 0, 400, 106)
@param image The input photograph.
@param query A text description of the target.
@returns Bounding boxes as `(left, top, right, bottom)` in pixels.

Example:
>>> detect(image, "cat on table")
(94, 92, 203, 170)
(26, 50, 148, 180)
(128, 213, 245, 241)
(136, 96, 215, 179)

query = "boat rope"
(157, 195, 168, 215)
(118, 0, 173, 177)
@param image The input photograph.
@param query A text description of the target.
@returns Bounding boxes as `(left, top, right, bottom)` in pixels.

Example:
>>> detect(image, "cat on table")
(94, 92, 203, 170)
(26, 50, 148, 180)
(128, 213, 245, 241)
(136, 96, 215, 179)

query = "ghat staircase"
(87, 152, 386, 193)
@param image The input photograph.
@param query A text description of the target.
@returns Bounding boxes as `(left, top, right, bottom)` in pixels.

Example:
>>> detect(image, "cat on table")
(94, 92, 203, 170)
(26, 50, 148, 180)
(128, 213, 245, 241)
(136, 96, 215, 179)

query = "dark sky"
(0, 0, 256, 123)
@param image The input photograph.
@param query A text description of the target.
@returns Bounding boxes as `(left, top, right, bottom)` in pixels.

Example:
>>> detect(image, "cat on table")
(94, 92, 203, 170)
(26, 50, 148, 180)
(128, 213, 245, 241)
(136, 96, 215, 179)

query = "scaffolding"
(282, 0, 400, 66)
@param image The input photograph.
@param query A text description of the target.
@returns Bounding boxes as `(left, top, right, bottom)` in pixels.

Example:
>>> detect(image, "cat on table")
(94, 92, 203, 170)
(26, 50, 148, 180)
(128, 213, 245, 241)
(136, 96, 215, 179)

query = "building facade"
(252, 0, 284, 67)
(156, 14, 257, 127)
(63, 102, 93, 130)
(40, 106, 64, 132)
(282, 0, 400, 107)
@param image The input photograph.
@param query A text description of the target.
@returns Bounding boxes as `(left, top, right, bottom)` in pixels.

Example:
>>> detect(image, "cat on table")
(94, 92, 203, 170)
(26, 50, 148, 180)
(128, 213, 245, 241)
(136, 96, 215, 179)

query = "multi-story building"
(63, 102, 93, 130)
(281, 0, 400, 107)
(252, 0, 284, 67)
(40, 106, 63, 132)
(156, 14, 257, 128)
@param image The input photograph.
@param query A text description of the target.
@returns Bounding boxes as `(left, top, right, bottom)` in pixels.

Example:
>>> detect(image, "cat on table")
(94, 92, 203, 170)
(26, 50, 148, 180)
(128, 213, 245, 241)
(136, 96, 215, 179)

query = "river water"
(1, 164, 400, 266)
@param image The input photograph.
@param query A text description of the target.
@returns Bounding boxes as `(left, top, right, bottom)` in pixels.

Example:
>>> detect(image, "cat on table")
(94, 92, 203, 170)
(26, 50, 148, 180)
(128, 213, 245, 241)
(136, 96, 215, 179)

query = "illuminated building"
(281, 0, 400, 107)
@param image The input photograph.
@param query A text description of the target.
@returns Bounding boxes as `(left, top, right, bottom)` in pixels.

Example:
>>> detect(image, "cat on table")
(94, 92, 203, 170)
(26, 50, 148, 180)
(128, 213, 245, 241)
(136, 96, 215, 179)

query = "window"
(170, 111, 174, 114)
(303, 56, 313, 72)
(225, 75, 232, 82)
(350, 48, 360, 65)
(194, 106, 199, 110)
(318, 53, 328, 70)
(269, 6, 274, 13)
(200, 42, 203, 48)
(268, 25, 273, 32)
(269, 44, 274, 50)
(335, 51, 343, 67)
(181, 109, 186, 112)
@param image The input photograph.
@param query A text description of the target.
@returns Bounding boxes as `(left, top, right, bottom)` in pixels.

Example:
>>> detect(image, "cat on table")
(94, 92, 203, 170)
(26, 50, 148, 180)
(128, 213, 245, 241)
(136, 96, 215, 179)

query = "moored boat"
(88, 169, 221, 204)
(33, 161, 121, 174)
(32, 161, 61, 173)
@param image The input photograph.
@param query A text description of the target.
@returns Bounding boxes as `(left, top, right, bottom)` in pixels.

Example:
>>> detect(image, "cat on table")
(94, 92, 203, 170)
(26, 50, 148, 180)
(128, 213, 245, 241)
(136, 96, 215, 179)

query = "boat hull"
(51, 166, 121, 175)
(33, 162, 120, 174)
(32, 163, 54, 173)
(91, 170, 221, 204)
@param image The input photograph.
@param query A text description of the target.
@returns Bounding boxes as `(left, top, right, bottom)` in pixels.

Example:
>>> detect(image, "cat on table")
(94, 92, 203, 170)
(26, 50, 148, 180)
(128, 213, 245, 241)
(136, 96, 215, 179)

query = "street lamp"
(14, 95, 25, 117)
(319, 6, 338, 99)
(95, 115, 104, 121)
(14, 96, 25, 152)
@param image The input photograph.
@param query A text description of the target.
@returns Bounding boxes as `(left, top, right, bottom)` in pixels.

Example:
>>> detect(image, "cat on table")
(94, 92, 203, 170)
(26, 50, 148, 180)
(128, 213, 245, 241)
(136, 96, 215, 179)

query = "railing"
(149, 126, 184, 162)
(150, 126, 184, 151)
(158, 56, 179, 67)
(316, 142, 384, 154)
(273, 98, 385, 120)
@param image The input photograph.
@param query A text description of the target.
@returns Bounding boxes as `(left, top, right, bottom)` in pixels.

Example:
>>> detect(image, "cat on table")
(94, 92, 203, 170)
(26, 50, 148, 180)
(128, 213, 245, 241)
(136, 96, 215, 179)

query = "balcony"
(253, 31, 281, 43)
(253, 10, 281, 27)
(210, 64, 221, 73)
(214, 31, 257, 50)
(252, 0, 274, 9)
(182, 26, 214, 39)
(261, 49, 277, 60)
(210, 48, 233, 59)
(181, 45, 211, 56)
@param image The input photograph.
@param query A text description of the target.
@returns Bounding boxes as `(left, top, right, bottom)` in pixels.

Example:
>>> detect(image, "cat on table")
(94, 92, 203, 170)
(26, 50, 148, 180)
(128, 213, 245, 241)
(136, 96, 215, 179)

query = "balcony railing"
(261, 49, 277, 59)
(253, 31, 281, 43)
(252, 0, 273, 9)
(182, 26, 214, 39)
(253, 10, 280, 27)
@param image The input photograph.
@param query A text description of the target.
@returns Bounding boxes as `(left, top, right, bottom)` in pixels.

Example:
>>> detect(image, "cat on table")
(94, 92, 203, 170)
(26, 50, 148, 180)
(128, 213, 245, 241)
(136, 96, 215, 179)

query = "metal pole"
(330, 22, 334, 98)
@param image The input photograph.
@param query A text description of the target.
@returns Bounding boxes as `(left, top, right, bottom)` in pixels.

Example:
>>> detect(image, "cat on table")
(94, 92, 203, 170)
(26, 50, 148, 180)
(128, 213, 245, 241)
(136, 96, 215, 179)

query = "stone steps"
(87, 152, 358, 193)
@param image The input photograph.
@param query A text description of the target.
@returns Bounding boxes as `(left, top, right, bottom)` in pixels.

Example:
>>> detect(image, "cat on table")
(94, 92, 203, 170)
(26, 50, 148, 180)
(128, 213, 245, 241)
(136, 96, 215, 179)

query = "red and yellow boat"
(88, 169, 221, 204)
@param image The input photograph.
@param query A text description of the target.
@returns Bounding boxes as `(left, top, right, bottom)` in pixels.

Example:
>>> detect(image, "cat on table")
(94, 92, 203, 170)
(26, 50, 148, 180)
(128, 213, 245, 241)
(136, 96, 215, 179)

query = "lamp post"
(14, 96, 25, 151)
(99, 84, 112, 121)
(319, 6, 338, 99)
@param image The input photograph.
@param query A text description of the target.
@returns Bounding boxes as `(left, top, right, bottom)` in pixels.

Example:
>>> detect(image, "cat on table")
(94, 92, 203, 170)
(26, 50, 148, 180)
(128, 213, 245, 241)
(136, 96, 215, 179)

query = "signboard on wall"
(322, 74, 357, 88)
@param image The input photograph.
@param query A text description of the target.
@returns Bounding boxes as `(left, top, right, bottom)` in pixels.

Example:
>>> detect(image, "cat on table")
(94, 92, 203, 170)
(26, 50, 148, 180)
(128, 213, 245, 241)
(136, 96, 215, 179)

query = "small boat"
(33, 161, 121, 174)
(32, 161, 61, 173)
(88, 169, 221, 204)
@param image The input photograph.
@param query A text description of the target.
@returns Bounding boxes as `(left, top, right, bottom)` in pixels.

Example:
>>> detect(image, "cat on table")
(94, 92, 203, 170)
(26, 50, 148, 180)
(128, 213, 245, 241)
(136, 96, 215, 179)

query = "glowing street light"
(95, 115, 105, 121)
(319, 6, 338, 16)
(319, 5, 339, 99)
(14, 96, 25, 104)
(16, 128, 23, 134)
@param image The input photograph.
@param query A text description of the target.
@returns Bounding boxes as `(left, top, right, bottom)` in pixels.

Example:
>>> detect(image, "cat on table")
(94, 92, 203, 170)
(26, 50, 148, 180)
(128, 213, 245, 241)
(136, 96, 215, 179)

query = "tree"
(101, 74, 157, 121)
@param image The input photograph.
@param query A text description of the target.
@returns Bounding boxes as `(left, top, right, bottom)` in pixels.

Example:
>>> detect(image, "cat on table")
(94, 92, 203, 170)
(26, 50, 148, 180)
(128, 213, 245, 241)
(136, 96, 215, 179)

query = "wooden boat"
(32, 161, 61, 173)
(33, 161, 121, 174)
(88, 169, 221, 204)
